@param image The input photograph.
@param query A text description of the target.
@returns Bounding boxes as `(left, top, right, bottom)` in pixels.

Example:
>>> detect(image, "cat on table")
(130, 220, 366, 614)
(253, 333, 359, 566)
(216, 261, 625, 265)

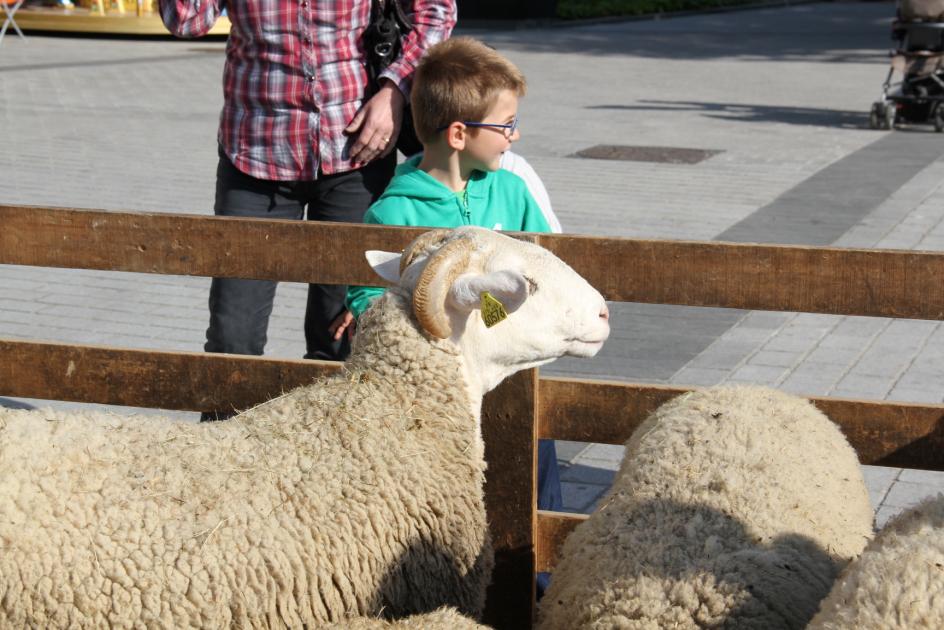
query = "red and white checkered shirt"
(160, 0, 455, 180)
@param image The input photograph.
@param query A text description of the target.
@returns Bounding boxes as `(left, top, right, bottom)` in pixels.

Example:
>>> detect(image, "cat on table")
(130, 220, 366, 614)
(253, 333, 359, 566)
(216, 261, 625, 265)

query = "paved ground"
(1, 1, 942, 529)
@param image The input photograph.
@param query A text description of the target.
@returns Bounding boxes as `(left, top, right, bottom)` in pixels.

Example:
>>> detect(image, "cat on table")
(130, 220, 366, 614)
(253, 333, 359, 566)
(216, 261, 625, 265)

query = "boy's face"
(461, 89, 520, 173)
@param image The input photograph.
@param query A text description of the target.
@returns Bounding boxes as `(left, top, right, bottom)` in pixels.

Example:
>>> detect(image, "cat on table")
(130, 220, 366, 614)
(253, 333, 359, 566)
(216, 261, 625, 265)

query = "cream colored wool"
(538, 385, 873, 630)
(808, 494, 944, 629)
(0, 292, 490, 628)
(322, 606, 491, 629)
(0, 227, 610, 629)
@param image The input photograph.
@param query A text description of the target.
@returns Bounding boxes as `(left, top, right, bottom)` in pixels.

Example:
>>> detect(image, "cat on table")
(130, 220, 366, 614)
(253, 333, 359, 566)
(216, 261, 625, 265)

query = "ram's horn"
(400, 229, 454, 276)
(413, 238, 476, 339)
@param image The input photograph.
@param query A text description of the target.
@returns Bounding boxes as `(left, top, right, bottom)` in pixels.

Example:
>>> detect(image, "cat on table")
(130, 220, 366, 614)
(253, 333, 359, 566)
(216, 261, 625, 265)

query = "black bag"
(363, 0, 423, 157)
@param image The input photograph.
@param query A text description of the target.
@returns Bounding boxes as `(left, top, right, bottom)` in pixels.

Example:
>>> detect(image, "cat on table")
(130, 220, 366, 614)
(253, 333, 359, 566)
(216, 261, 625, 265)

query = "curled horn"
(400, 229, 454, 277)
(412, 237, 476, 339)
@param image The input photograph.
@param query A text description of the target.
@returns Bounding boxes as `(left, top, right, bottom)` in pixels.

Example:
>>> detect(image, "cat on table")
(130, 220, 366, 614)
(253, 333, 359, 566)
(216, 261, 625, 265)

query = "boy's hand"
(346, 79, 405, 166)
(329, 309, 357, 342)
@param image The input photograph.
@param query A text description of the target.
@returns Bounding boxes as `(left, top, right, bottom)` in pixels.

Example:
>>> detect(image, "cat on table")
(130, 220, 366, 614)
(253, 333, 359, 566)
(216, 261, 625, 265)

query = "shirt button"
(308, 76, 315, 82)
(301, 1, 308, 6)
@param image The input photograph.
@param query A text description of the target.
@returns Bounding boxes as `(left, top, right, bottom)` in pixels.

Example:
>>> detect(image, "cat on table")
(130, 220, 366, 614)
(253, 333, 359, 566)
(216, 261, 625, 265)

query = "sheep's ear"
(366, 250, 402, 284)
(448, 270, 529, 315)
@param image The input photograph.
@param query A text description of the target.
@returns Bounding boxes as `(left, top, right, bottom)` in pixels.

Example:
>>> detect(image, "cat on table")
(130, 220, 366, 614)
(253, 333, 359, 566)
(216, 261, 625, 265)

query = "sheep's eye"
(524, 275, 538, 295)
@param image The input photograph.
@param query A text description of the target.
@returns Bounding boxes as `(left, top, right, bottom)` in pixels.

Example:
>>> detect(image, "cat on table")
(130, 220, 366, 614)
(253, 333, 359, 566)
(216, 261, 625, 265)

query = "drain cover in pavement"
(572, 145, 722, 164)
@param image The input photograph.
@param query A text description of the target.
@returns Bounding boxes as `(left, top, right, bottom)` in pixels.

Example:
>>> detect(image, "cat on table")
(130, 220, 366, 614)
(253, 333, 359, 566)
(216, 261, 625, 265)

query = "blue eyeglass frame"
(437, 115, 519, 138)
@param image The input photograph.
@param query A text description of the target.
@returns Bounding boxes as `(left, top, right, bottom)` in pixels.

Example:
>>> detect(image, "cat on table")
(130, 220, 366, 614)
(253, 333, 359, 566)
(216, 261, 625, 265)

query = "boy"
(334, 36, 563, 514)
(340, 36, 552, 322)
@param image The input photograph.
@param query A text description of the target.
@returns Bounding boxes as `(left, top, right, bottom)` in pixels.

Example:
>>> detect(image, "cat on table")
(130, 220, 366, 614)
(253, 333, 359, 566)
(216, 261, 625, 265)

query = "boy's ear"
(445, 122, 467, 151)
(365, 250, 402, 284)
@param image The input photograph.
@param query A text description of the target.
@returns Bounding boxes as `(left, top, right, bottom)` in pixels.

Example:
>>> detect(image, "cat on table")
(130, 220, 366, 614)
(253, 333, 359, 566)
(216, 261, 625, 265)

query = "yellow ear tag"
(480, 291, 508, 328)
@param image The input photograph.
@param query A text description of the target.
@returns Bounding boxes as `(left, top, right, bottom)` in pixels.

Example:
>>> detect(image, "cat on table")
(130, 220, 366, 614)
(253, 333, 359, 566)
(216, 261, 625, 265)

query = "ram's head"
(368, 227, 610, 392)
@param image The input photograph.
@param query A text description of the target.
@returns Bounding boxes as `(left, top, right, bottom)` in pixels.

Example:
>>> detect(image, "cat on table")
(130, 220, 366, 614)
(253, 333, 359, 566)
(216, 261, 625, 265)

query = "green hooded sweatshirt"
(345, 155, 552, 318)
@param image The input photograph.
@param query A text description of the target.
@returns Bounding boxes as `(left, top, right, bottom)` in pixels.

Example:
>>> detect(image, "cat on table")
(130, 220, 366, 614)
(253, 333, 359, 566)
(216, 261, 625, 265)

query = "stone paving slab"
(1, 2, 942, 530)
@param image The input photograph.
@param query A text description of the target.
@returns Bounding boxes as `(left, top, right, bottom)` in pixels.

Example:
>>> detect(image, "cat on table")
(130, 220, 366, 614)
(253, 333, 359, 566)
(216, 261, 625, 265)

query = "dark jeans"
(205, 149, 396, 365)
(537, 439, 562, 512)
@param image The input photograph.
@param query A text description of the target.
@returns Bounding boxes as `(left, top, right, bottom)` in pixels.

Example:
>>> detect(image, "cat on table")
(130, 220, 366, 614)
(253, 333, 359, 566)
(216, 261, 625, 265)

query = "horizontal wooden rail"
(541, 233, 944, 320)
(539, 378, 944, 471)
(0, 339, 341, 412)
(0, 205, 426, 286)
(2, 340, 940, 471)
(4, 205, 944, 319)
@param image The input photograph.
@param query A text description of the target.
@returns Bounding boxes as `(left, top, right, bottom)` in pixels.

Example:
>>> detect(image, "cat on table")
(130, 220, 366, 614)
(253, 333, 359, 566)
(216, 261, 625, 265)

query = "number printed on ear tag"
(480, 292, 508, 328)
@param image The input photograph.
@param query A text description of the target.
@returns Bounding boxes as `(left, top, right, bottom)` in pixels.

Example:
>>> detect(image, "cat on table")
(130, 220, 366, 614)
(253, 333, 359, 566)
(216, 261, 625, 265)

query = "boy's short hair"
(411, 37, 527, 144)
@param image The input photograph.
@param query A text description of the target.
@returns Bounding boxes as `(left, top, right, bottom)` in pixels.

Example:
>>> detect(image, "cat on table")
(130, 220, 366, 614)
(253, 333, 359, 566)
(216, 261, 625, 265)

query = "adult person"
(159, 0, 456, 419)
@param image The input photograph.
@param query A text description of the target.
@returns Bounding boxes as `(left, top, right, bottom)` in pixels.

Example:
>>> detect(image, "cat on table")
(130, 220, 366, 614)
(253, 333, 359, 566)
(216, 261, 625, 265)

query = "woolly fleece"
(808, 494, 944, 629)
(322, 606, 491, 629)
(0, 289, 491, 628)
(538, 385, 873, 630)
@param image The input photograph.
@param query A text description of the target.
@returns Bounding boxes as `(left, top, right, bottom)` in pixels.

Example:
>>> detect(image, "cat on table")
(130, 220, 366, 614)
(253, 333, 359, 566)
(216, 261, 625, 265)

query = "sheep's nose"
(600, 304, 610, 321)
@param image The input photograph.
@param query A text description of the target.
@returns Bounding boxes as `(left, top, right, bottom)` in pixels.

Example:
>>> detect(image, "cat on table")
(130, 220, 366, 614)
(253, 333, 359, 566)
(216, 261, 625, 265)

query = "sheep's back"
(1, 407, 241, 627)
(0, 372, 489, 627)
(620, 386, 872, 556)
(538, 385, 872, 630)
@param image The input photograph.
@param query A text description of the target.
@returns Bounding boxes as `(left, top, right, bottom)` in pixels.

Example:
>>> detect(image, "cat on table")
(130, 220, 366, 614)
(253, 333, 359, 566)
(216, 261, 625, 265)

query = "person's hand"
(345, 79, 405, 166)
(329, 309, 357, 342)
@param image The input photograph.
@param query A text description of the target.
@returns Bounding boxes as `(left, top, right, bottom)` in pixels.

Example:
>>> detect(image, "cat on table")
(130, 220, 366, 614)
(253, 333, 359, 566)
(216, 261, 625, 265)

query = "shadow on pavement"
(588, 100, 868, 128)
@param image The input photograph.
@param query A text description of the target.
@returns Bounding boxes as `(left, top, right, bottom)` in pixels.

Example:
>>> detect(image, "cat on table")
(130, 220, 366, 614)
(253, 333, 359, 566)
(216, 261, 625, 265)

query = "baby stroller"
(870, 0, 944, 131)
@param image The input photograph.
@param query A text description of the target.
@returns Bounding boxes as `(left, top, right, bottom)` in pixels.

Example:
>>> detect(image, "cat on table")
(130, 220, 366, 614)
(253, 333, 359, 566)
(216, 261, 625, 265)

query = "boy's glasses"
(437, 116, 519, 139)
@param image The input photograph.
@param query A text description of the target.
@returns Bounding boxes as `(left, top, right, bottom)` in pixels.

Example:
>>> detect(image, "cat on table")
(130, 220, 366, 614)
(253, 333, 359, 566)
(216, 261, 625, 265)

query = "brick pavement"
(1, 2, 943, 524)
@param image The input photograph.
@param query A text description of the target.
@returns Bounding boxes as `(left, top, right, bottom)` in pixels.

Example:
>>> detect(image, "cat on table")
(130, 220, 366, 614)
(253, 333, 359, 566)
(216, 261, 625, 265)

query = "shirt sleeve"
(519, 181, 553, 234)
(158, 0, 224, 38)
(379, 0, 457, 98)
(346, 285, 386, 320)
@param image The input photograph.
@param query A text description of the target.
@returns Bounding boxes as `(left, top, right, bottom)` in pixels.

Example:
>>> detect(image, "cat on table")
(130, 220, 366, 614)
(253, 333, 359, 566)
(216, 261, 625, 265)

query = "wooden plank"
(0, 338, 340, 411)
(538, 233, 944, 320)
(5, 206, 944, 320)
(812, 397, 944, 471)
(0, 205, 427, 286)
(539, 379, 683, 445)
(539, 378, 944, 471)
(481, 369, 538, 630)
(5, 341, 939, 471)
(536, 511, 587, 573)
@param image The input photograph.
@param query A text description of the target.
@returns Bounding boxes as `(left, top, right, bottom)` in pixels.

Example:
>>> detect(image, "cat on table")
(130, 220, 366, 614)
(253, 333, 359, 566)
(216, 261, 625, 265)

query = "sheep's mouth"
(566, 326, 610, 346)
(566, 337, 607, 357)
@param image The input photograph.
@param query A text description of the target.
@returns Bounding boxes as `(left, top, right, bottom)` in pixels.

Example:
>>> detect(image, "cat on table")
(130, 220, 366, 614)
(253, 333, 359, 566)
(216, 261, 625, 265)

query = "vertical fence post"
(481, 367, 538, 629)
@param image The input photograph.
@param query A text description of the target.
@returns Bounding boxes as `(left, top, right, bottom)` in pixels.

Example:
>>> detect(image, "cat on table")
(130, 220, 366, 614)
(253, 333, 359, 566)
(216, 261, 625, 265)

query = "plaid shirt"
(160, 0, 455, 180)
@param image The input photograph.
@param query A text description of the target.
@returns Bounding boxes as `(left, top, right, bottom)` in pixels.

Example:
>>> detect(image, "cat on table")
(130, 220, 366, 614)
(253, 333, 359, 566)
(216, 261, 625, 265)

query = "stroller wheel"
(883, 103, 897, 130)
(935, 107, 944, 133)
(869, 102, 883, 129)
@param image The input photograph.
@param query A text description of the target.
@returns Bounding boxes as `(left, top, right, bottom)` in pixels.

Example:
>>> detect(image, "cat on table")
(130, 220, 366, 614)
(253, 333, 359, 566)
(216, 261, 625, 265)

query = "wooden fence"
(2, 205, 943, 629)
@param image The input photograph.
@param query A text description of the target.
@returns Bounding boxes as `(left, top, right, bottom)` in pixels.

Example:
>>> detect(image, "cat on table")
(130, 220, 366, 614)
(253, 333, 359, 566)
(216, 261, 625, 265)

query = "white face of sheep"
(367, 227, 610, 396)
